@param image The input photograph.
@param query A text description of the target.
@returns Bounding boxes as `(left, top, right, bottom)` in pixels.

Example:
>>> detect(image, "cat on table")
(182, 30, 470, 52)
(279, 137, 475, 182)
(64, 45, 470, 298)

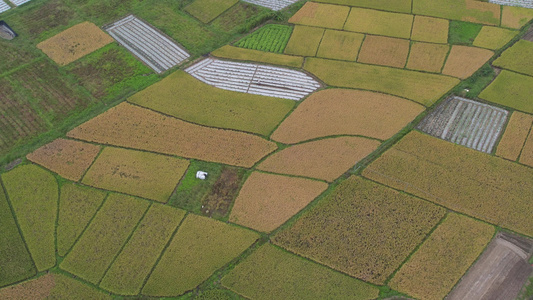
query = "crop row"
(236, 24, 292, 53)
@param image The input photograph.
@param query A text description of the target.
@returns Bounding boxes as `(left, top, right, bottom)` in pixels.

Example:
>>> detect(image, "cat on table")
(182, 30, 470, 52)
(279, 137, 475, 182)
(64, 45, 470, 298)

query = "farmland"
(2, 0, 533, 298)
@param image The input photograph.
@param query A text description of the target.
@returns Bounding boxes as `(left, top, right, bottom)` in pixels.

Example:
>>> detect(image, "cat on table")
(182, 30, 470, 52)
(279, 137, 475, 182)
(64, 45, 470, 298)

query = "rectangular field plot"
(520, 128, 533, 167)
(185, 0, 239, 23)
(186, 58, 320, 100)
(406, 42, 449, 73)
(362, 131, 533, 237)
(242, 0, 299, 11)
(496, 112, 533, 161)
(413, 0, 501, 25)
(479, 70, 533, 113)
(284, 25, 324, 57)
(357, 35, 410, 68)
(235, 24, 292, 53)
(105, 15, 190, 73)
(447, 232, 533, 300)
(344, 7, 413, 39)
(0, 1, 11, 13)
(417, 96, 508, 153)
(501, 5, 533, 28)
(493, 40, 533, 76)
(315, 0, 412, 13)
(316, 30, 364, 61)
(289, 2, 350, 30)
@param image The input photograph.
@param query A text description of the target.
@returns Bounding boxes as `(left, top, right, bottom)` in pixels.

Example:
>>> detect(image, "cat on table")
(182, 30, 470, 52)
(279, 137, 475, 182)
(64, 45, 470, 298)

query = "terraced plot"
(417, 96, 508, 153)
(186, 58, 320, 100)
(0, 1, 10, 13)
(241, 0, 299, 10)
(105, 15, 190, 74)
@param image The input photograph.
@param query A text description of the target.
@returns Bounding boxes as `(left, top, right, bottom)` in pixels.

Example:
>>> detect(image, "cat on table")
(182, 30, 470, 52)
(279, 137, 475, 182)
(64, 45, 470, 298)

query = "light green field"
(222, 244, 379, 300)
(57, 183, 108, 257)
(184, 0, 239, 23)
(304, 57, 460, 106)
(142, 214, 259, 297)
(128, 71, 295, 136)
(479, 70, 533, 113)
(493, 40, 533, 76)
(473, 26, 518, 50)
(2, 164, 58, 272)
(316, 30, 364, 61)
(100, 204, 186, 295)
(314, 0, 412, 13)
(60, 194, 149, 284)
(344, 8, 413, 39)
(284, 25, 325, 56)
(413, 0, 500, 25)
(0, 184, 36, 287)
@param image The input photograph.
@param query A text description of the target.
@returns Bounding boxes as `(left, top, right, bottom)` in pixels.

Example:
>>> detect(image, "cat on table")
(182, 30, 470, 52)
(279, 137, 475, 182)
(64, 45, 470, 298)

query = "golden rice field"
(37, 22, 113, 66)
(410, 16, 449, 44)
(473, 26, 518, 50)
(389, 213, 494, 300)
(496, 112, 533, 161)
(344, 7, 413, 39)
(67, 103, 277, 167)
(357, 35, 410, 68)
(406, 42, 449, 73)
(289, 2, 349, 30)
(501, 5, 533, 29)
(442, 45, 494, 79)
(271, 88, 425, 143)
(229, 172, 327, 232)
(520, 130, 533, 167)
(284, 25, 324, 56)
(212, 45, 304, 68)
(316, 30, 364, 61)
(493, 40, 533, 77)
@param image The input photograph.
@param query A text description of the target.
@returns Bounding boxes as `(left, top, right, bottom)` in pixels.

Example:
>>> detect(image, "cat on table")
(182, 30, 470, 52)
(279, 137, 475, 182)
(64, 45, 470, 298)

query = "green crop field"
(479, 70, 533, 113)
(493, 40, 533, 76)
(185, 0, 239, 24)
(448, 20, 483, 45)
(235, 24, 293, 53)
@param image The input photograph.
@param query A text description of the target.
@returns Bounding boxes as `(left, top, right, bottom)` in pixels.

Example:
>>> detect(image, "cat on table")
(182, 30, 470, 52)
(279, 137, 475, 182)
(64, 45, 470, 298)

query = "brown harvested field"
(406, 42, 449, 73)
(37, 22, 114, 66)
(284, 25, 324, 57)
(389, 213, 494, 300)
(316, 30, 364, 61)
(67, 103, 277, 168)
(289, 2, 350, 30)
(257, 136, 380, 182)
(271, 89, 425, 143)
(229, 172, 327, 233)
(26, 138, 101, 181)
(519, 128, 533, 167)
(82, 147, 189, 203)
(357, 35, 410, 68)
(362, 131, 533, 237)
(0, 274, 55, 299)
(496, 112, 533, 161)
(447, 232, 533, 300)
(410, 16, 449, 44)
(201, 167, 245, 219)
(501, 5, 533, 29)
(442, 45, 494, 79)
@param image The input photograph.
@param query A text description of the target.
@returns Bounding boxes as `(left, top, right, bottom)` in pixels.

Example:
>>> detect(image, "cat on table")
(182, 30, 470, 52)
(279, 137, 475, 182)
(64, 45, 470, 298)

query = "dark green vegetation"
(452, 63, 495, 98)
(235, 24, 293, 53)
(448, 21, 482, 45)
(0, 184, 36, 287)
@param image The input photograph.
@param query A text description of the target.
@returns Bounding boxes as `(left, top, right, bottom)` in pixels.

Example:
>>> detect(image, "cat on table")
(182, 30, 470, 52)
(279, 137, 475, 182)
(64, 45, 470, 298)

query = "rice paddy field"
(2, 0, 533, 299)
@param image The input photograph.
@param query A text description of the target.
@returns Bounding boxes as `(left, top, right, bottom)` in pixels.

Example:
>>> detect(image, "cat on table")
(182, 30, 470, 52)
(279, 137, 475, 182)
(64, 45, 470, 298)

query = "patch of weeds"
(452, 63, 495, 98)
(448, 20, 482, 45)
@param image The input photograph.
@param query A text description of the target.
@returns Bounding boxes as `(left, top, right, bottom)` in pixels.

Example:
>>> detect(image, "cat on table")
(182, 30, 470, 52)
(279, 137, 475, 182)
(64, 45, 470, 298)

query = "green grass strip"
(59, 193, 149, 284)
(99, 204, 186, 295)
(448, 21, 483, 45)
(2, 164, 58, 271)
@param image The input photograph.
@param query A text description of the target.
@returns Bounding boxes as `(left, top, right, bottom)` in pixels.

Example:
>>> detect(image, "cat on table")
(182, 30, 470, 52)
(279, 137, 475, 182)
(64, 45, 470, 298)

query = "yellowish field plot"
(473, 26, 518, 50)
(60, 194, 150, 284)
(258, 137, 380, 181)
(230, 172, 327, 232)
(142, 214, 259, 297)
(57, 183, 107, 257)
(389, 213, 494, 300)
(411, 16, 449, 44)
(67, 103, 277, 168)
(315, 0, 412, 13)
(479, 70, 533, 113)
(501, 5, 533, 29)
(344, 7, 413, 39)
(185, 0, 238, 23)
(271, 89, 424, 143)
(357, 35, 410, 68)
(413, 0, 500, 25)
(2, 165, 58, 271)
(26, 138, 100, 181)
(316, 30, 364, 61)
(289, 2, 350, 30)
(222, 244, 380, 300)
(406, 42, 449, 73)
(362, 131, 533, 237)
(496, 112, 533, 161)
(212, 45, 304, 68)
(0, 273, 111, 300)
(273, 176, 445, 284)
(37, 22, 113, 66)
(100, 204, 186, 295)
(284, 25, 324, 56)
(129, 71, 295, 136)
(520, 129, 533, 167)
(493, 40, 533, 76)
(304, 58, 460, 106)
(442, 45, 493, 79)
(82, 147, 189, 203)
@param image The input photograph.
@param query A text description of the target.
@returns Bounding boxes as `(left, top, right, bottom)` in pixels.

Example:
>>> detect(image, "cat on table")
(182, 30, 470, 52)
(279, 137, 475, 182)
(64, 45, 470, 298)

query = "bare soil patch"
(27, 138, 101, 181)
(201, 167, 246, 219)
